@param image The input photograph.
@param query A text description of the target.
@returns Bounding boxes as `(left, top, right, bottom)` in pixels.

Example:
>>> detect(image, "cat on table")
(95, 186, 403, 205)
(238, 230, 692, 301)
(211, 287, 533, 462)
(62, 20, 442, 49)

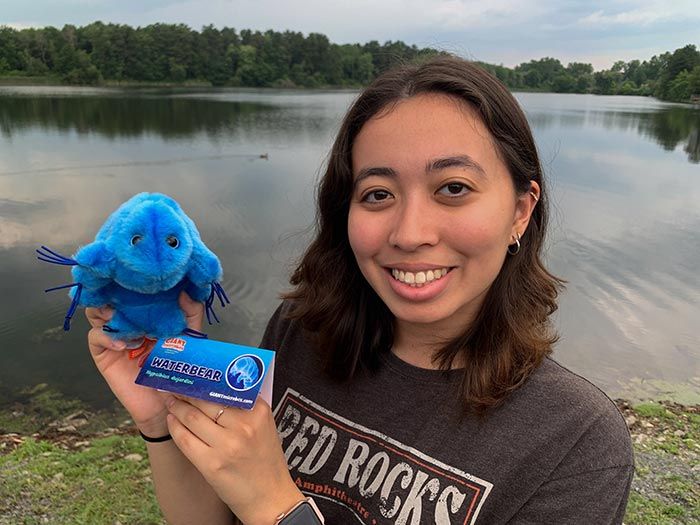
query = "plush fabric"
(39, 192, 227, 341)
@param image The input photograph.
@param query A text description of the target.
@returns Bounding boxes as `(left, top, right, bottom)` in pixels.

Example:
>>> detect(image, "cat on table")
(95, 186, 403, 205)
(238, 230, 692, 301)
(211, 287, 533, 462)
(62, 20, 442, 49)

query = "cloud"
(414, 0, 550, 29)
(137, 0, 550, 42)
(578, 0, 700, 27)
(2, 22, 40, 30)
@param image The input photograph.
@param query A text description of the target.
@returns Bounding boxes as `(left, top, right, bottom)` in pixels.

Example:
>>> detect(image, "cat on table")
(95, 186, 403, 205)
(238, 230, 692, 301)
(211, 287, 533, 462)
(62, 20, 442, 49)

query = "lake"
(0, 87, 698, 408)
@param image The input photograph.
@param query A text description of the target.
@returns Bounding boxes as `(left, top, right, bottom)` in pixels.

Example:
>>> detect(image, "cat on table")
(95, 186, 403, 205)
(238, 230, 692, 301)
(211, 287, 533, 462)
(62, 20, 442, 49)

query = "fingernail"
(165, 396, 176, 409)
(112, 340, 127, 350)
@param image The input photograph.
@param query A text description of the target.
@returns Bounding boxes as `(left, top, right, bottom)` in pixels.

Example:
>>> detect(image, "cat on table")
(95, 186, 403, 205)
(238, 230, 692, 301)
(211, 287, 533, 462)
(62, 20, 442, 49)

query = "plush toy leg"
(44, 282, 82, 331)
(103, 310, 143, 342)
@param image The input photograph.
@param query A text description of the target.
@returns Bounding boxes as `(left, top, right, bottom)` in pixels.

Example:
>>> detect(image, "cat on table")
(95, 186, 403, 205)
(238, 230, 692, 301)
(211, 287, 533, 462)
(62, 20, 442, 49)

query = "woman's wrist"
(139, 429, 172, 442)
(236, 483, 305, 525)
(135, 415, 170, 440)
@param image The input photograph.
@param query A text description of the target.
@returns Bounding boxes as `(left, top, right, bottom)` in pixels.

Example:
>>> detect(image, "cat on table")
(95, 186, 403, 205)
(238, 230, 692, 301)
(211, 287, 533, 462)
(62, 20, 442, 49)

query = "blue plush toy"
(37, 192, 229, 343)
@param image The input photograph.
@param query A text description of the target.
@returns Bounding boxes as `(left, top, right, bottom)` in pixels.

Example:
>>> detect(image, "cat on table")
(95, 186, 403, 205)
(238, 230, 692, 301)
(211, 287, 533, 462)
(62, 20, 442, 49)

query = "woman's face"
(348, 93, 537, 337)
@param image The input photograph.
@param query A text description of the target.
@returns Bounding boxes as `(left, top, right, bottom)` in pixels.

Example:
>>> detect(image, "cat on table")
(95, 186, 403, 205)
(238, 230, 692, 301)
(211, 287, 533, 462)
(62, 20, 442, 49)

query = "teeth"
(391, 267, 450, 285)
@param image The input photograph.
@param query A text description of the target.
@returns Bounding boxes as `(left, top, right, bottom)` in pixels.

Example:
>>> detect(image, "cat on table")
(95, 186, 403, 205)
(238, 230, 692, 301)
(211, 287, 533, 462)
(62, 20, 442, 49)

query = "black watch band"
(275, 498, 324, 525)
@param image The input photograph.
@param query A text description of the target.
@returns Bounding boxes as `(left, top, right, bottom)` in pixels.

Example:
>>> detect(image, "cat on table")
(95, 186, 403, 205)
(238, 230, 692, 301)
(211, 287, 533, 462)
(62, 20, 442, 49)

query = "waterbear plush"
(37, 192, 228, 342)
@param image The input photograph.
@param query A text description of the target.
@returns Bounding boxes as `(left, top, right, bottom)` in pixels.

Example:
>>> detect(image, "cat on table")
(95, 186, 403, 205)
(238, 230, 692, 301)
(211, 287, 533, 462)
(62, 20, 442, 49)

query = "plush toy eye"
(130, 235, 143, 246)
(166, 235, 179, 248)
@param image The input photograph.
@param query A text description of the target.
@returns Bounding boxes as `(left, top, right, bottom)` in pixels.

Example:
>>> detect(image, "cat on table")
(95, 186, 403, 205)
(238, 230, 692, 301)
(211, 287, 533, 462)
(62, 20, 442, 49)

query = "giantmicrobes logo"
(162, 337, 186, 351)
(225, 354, 265, 391)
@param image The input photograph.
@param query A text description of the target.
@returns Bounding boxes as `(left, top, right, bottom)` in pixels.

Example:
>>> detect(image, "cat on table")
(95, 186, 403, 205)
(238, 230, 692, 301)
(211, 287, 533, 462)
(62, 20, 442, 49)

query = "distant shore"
(3, 76, 697, 107)
(0, 75, 213, 88)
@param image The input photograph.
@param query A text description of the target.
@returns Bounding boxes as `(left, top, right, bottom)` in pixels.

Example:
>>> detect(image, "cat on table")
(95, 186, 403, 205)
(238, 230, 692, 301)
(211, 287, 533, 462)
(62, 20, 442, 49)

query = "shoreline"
(0, 384, 698, 524)
(0, 77, 697, 105)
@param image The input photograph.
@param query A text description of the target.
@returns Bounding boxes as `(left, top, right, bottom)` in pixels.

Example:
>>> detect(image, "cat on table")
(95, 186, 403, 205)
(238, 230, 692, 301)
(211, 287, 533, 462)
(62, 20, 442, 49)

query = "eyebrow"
(354, 155, 486, 188)
(354, 166, 398, 187)
(426, 155, 487, 178)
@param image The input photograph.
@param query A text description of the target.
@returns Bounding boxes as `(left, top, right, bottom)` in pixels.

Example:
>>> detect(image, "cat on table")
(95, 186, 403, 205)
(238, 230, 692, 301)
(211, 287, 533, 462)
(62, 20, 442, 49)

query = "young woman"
(86, 55, 633, 524)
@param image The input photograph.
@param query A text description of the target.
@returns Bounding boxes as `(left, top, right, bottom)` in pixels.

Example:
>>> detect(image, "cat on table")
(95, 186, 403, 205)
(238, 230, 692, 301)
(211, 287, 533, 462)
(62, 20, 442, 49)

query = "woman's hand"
(85, 291, 204, 437)
(164, 394, 303, 525)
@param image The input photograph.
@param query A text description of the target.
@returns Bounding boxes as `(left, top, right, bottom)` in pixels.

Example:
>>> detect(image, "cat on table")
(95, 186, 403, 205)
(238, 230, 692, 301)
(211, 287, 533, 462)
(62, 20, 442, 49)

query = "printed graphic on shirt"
(273, 388, 493, 525)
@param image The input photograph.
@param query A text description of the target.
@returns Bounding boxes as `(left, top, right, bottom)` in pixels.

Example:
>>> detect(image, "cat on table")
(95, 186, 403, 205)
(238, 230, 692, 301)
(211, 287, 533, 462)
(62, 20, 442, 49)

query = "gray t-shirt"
(263, 302, 634, 524)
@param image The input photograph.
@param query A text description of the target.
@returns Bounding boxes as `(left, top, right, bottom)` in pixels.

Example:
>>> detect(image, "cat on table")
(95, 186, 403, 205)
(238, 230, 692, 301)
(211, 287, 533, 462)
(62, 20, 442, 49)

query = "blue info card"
(135, 336, 275, 410)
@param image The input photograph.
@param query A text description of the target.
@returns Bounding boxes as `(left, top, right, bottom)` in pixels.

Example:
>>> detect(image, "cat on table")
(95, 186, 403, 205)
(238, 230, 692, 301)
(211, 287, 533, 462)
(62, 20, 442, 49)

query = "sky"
(3, 0, 699, 70)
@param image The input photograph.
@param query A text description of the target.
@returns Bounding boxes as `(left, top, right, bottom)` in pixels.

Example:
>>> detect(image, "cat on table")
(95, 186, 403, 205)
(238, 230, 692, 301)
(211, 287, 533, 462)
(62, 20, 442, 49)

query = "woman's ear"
(511, 180, 540, 239)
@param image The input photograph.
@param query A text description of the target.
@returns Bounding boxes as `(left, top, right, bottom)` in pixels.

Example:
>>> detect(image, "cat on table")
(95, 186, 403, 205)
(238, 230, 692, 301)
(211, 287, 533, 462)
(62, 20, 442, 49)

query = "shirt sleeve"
(258, 300, 289, 350)
(507, 461, 634, 524)
(507, 374, 635, 525)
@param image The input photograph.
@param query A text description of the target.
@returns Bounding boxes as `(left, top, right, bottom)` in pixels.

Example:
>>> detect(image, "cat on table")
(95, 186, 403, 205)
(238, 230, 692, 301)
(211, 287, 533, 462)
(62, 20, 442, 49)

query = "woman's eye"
(437, 182, 470, 197)
(362, 190, 393, 203)
(130, 235, 143, 245)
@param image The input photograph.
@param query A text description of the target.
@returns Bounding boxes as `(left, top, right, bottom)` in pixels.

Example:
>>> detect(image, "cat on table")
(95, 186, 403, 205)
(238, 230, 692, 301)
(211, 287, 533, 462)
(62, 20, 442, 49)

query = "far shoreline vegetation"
(0, 23, 699, 104)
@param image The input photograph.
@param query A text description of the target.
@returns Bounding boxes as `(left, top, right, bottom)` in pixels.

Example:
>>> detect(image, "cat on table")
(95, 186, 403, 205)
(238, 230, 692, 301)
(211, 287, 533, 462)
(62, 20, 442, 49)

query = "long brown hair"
(284, 55, 564, 414)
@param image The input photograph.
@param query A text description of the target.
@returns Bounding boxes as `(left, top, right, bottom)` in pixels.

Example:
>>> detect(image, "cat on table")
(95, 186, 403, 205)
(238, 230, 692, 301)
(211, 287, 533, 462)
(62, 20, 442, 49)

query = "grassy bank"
(1, 385, 698, 524)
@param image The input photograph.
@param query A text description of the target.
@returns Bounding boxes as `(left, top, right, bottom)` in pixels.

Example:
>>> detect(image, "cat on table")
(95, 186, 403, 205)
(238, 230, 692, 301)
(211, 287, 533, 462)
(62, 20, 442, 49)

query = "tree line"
(478, 45, 700, 103)
(0, 22, 698, 102)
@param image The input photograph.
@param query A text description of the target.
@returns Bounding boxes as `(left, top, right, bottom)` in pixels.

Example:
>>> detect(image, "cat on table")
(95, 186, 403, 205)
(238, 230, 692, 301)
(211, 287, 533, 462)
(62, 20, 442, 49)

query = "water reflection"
(3, 88, 697, 163)
(0, 87, 346, 144)
(518, 93, 700, 163)
(550, 219, 700, 390)
(0, 88, 698, 407)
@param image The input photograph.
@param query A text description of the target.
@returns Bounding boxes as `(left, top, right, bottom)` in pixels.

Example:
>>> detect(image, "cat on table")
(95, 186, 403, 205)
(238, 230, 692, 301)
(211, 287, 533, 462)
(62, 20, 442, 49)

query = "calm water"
(1, 87, 698, 408)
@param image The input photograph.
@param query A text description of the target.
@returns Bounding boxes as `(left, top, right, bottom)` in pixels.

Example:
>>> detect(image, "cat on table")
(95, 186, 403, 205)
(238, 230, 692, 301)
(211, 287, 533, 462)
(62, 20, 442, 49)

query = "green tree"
(0, 22, 697, 102)
(552, 73, 576, 93)
(618, 80, 638, 95)
(566, 62, 593, 77)
(63, 49, 102, 84)
(231, 44, 274, 86)
(667, 70, 692, 102)
(515, 57, 565, 90)
(0, 26, 22, 71)
(169, 59, 187, 82)
(339, 44, 374, 85)
(655, 45, 700, 99)
(198, 24, 230, 85)
(667, 45, 700, 79)
(689, 65, 700, 95)
(593, 70, 619, 95)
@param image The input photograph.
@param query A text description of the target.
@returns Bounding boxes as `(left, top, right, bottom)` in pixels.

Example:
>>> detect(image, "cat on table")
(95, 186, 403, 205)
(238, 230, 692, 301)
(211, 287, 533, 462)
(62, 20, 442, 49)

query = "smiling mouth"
(389, 267, 452, 287)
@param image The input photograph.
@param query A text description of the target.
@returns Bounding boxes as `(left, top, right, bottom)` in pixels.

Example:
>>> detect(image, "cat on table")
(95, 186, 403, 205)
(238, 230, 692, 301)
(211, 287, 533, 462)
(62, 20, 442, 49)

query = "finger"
(87, 326, 127, 358)
(166, 396, 226, 447)
(178, 291, 204, 332)
(85, 306, 113, 328)
(166, 394, 229, 421)
(166, 413, 216, 471)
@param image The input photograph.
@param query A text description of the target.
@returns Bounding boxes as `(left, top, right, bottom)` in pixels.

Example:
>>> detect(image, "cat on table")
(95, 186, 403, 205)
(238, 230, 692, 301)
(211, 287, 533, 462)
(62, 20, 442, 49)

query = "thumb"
(178, 291, 204, 332)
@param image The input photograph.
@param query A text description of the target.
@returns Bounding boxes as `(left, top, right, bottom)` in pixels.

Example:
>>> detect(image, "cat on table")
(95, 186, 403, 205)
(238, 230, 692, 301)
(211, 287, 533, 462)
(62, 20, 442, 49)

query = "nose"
(388, 195, 439, 251)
